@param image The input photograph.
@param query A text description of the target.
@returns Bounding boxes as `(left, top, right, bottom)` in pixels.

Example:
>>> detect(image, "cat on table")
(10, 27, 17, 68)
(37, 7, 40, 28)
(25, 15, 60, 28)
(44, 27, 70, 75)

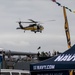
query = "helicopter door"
(34, 26, 37, 29)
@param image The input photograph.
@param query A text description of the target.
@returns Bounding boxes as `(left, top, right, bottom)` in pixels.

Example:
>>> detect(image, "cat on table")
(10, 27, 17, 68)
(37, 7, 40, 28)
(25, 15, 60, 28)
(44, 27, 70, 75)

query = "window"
(21, 73, 30, 75)
(12, 72, 19, 75)
(1, 72, 10, 75)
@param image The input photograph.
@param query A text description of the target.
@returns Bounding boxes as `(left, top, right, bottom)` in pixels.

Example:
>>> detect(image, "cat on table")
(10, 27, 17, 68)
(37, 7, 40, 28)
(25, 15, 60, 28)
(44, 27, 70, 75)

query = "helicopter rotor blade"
(48, 20, 56, 21)
(17, 21, 34, 23)
(21, 22, 33, 23)
(28, 19, 38, 23)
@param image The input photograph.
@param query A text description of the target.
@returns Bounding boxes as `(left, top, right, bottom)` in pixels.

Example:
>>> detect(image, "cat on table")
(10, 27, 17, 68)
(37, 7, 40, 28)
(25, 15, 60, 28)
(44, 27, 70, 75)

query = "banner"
(31, 70, 69, 75)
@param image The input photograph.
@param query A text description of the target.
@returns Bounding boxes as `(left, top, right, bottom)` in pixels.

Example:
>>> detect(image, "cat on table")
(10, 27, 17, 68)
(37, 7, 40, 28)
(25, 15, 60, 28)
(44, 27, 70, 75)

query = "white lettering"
(33, 65, 55, 70)
(54, 55, 64, 61)
(71, 54, 75, 61)
(54, 54, 75, 61)
(66, 54, 73, 61)
(61, 54, 71, 61)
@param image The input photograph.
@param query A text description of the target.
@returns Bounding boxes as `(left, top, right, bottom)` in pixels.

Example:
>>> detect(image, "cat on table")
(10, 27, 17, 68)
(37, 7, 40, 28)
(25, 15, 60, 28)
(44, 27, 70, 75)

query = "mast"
(63, 6, 71, 49)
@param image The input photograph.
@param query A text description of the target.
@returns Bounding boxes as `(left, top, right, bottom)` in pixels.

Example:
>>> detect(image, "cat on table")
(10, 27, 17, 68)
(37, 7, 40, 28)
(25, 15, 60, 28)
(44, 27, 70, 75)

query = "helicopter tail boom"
(16, 27, 21, 29)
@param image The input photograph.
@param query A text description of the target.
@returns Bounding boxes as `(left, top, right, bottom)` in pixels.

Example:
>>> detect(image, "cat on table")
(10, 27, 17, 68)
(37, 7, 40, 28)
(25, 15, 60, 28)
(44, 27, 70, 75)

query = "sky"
(0, 0, 75, 53)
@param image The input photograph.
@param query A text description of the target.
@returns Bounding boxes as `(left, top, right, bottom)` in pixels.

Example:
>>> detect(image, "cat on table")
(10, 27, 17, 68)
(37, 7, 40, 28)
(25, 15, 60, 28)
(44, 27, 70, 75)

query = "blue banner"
(31, 70, 69, 75)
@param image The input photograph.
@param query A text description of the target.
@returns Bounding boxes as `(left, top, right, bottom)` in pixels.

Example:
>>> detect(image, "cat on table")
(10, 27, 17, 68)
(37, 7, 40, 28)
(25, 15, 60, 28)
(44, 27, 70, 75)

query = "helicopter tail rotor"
(17, 21, 24, 29)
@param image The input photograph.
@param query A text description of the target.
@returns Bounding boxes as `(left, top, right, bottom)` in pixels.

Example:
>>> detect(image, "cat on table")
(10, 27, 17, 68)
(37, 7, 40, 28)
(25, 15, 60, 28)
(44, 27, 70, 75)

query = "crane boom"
(63, 6, 71, 49)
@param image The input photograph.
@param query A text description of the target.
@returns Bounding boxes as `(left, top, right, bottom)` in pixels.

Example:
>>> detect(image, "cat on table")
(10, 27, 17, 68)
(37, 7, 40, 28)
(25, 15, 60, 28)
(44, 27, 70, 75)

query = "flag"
(51, 0, 74, 13)
(56, 2, 61, 6)
(51, 0, 56, 2)
(37, 46, 41, 50)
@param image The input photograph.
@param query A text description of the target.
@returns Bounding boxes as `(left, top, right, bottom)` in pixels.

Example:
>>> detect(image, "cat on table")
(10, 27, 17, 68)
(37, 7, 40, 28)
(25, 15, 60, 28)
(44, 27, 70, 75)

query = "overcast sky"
(0, 0, 75, 53)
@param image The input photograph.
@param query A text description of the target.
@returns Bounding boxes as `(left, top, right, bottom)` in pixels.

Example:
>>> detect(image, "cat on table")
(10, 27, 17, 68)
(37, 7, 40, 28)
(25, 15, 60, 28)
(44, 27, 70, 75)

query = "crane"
(63, 6, 71, 49)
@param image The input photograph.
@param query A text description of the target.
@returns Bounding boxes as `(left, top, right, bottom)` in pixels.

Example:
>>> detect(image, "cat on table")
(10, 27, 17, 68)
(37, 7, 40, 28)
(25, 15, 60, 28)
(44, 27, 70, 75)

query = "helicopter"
(16, 19, 44, 33)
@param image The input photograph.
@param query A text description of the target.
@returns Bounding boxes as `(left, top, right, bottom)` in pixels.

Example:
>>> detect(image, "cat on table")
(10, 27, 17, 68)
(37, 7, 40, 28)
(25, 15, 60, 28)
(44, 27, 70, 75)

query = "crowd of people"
(37, 50, 61, 57)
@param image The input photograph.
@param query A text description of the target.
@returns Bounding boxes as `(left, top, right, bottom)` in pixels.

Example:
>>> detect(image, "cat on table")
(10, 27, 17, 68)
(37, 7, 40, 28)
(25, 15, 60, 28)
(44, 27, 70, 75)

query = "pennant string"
(51, 0, 74, 13)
